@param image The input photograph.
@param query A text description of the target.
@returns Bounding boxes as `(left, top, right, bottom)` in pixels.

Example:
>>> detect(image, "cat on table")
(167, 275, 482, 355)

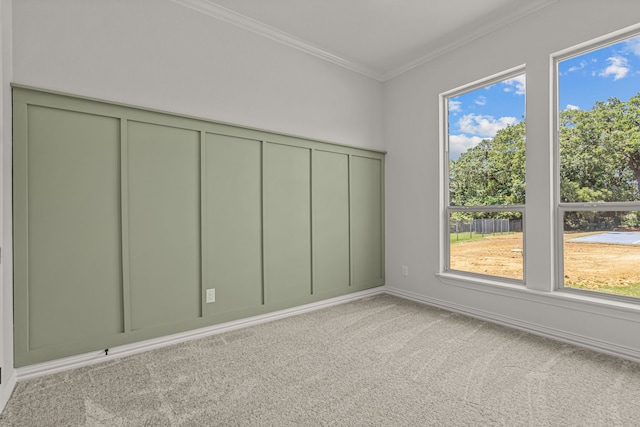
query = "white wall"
(384, 0, 640, 361)
(0, 0, 14, 412)
(12, 0, 384, 150)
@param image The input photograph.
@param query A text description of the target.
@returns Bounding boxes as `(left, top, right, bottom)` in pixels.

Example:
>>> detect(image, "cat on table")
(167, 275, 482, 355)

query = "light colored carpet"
(2, 294, 640, 426)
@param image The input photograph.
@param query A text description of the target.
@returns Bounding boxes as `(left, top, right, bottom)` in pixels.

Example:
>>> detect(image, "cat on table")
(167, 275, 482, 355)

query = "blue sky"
(448, 35, 640, 160)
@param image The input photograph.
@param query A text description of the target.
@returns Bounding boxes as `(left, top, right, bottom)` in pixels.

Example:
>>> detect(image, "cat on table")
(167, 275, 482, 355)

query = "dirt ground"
(450, 233, 640, 288)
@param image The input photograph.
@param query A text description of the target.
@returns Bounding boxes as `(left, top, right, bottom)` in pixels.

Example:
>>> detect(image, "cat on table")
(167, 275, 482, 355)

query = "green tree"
(560, 94, 640, 203)
(450, 94, 640, 229)
(449, 121, 525, 210)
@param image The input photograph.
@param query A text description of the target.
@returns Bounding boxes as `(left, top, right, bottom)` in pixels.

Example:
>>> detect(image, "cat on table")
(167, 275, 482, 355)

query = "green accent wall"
(12, 85, 386, 367)
(351, 156, 385, 289)
(127, 122, 202, 330)
(264, 143, 312, 303)
(203, 134, 263, 316)
(21, 106, 123, 349)
(313, 151, 351, 293)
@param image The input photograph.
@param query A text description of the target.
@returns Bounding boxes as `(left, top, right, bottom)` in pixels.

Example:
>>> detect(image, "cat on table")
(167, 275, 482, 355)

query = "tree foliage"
(449, 121, 525, 208)
(449, 93, 640, 228)
(560, 94, 640, 203)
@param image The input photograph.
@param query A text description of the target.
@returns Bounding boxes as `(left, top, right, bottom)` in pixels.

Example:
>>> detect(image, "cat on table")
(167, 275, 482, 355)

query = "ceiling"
(173, 0, 557, 81)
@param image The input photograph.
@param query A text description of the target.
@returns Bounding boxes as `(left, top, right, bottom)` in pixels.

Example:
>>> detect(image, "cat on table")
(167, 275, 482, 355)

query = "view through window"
(445, 70, 526, 281)
(558, 33, 640, 299)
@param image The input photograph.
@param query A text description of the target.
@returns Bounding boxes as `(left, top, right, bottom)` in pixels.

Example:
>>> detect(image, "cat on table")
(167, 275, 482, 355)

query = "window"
(443, 68, 526, 282)
(556, 31, 640, 299)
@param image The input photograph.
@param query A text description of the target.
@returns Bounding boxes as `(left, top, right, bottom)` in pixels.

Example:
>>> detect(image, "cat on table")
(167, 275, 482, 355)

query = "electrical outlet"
(206, 288, 216, 303)
(401, 265, 409, 277)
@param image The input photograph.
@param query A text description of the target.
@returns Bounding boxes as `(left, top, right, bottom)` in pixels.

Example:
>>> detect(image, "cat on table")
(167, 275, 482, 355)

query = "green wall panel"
(203, 133, 263, 315)
(127, 122, 201, 330)
(264, 143, 312, 302)
(351, 156, 384, 289)
(22, 106, 123, 349)
(313, 151, 351, 293)
(12, 85, 385, 367)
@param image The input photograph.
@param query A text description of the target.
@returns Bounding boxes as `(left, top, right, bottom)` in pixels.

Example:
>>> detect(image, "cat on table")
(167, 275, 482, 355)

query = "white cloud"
(474, 96, 487, 106)
(565, 104, 581, 111)
(449, 134, 484, 158)
(457, 114, 517, 138)
(502, 75, 526, 95)
(567, 61, 587, 73)
(625, 35, 640, 56)
(599, 56, 630, 80)
(448, 100, 462, 112)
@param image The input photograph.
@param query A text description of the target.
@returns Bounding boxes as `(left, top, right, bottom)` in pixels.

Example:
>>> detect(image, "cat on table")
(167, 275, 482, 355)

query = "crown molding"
(173, 0, 557, 82)
(171, 0, 385, 80)
(382, 0, 559, 80)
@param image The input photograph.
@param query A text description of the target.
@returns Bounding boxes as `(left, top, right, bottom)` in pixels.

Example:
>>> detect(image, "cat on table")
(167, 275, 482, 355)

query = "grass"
(566, 281, 640, 298)
(449, 231, 512, 245)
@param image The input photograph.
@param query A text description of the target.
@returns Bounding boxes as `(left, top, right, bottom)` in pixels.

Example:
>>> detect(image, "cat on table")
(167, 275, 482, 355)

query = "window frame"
(553, 29, 640, 302)
(440, 65, 527, 285)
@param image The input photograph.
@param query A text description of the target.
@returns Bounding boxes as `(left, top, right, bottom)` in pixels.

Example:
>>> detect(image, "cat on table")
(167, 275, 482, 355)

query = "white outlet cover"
(206, 288, 216, 303)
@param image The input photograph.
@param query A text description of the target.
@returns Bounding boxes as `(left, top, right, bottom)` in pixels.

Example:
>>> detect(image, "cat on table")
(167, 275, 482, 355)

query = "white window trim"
(439, 64, 527, 285)
(551, 24, 640, 303)
(434, 23, 640, 319)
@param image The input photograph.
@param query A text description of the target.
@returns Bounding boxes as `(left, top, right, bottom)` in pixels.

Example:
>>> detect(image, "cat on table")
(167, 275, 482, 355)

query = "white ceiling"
(173, 0, 557, 80)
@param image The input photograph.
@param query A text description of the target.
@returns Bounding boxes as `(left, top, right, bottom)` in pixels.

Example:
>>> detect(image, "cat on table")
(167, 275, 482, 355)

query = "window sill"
(435, 272, 640, 321)
(436, 272, 525, 291)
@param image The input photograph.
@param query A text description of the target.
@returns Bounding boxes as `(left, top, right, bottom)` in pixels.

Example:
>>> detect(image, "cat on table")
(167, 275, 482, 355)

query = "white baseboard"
(384, 285, 640, 364)
(16, 287, 385, 381)
(16, 283, 636, 388)
(0, 368, 17, 414)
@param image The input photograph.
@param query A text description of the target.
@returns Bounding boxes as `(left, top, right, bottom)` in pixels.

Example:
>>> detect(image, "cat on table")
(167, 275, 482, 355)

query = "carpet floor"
(1, 294, 640, 426)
